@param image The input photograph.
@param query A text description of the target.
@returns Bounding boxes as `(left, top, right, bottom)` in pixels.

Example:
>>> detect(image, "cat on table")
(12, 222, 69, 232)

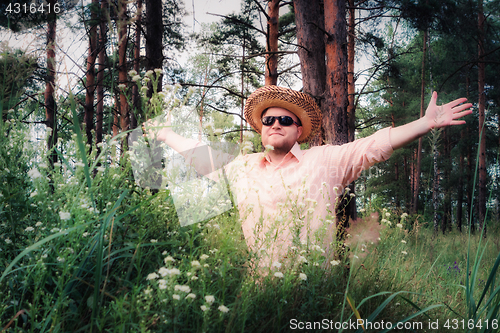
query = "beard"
(265, 136, 296, 156)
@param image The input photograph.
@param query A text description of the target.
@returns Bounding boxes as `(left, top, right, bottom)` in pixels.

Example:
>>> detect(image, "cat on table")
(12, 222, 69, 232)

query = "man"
(147, 85, 472, 268)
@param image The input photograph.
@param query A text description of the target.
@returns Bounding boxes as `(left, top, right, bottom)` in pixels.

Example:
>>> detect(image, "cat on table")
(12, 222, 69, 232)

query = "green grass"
(1, 85, 499, 333)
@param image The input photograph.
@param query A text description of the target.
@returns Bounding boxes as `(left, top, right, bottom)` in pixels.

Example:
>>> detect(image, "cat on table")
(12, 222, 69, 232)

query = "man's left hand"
(425, 91, 473, 129)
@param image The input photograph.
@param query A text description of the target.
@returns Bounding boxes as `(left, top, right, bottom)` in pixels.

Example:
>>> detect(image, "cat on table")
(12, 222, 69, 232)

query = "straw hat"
(244, 86, 322, 143)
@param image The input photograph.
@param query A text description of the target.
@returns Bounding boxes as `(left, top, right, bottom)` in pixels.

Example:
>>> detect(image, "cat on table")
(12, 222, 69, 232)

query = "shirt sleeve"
(325, 127, 394, 188)
(182, 142, 240, 182)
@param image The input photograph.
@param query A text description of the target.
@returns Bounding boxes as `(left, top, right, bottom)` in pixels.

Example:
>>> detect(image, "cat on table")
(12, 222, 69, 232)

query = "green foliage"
(0, 45, 38, 119)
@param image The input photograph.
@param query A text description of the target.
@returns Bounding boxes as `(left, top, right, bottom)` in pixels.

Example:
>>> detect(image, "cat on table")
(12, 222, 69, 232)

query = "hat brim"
(244, 86, 322, 143)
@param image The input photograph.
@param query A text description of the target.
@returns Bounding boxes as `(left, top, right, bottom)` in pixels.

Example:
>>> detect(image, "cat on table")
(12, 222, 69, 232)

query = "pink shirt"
(182, 127, 394, 268)
(223, 127, 394, 266)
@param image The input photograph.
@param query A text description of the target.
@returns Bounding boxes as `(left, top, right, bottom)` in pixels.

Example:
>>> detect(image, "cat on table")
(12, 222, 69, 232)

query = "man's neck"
(266, 151, 288, 164)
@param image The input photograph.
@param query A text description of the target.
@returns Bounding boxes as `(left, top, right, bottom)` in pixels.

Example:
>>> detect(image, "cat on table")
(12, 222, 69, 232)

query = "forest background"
(1, 0, 500, 332)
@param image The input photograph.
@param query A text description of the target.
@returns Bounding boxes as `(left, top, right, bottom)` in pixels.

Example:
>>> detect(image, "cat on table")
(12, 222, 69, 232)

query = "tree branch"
(206, 12, 265, 35)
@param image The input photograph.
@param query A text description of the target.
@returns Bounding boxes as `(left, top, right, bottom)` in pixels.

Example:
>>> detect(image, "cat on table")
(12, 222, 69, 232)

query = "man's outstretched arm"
(390, 91, 473, 150)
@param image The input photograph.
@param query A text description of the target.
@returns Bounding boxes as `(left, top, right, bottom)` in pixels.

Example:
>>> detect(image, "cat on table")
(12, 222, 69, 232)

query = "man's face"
(261, 107, 303, 155)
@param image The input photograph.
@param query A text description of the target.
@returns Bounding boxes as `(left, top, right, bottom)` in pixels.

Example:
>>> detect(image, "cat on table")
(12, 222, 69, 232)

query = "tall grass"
(1, 76, 499, 332)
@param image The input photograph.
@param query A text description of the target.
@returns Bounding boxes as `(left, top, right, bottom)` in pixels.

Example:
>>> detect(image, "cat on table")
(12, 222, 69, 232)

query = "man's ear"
(296, 126, 303, 140)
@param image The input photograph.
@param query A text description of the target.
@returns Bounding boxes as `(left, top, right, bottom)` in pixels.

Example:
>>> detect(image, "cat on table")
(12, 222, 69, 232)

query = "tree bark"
(293, 0, 326, 146)
(442, 128, 449, 234)
(118, 0, 129, 148)
(146, 0, 164, 95)
(45, 0, 57, 172)
(131, 0, 142, 130)
(477, 0, 487, 236)
(457, 128, 464, 232)
(323, 0, 350, 250)
(96, 0, 108, 148)
(265, 0, 279, 86)
(84, 0, 99, 147)
(412, 29, 427, 215)
(347, 0, 356, 220)
(324, 0, 348, 146)
(433, 139, 439, 235)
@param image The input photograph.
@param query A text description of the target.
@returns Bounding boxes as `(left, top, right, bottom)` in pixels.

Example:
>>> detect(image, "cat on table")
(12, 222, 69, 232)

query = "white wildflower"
(174, 285, 191, 293)
(298, 256, 307, 263)
(274, 272, 284, 279)
(158, 267, 170, 277)
(59, 212, 71, 221)
(299, 273, 307, 281)
(330, 260, 341, 266)
(218, 305, 230, 313)
(28, 168, 42, 179)
(164, 256, 175, 264)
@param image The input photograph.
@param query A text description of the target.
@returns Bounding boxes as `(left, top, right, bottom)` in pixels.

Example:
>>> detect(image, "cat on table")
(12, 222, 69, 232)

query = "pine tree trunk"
(45, 0, 57, 174)
(457, 129, 464, 232)
(433, 142, 439, 235)
(442, 128, 449, 235)
(347, 0, 356, 220)
(412, 29, 427, 215)
(323, 0, 350, 248)
(96, 0, 108, 148)
(118, 0, 129, 151)
(324, 0, 348, 146)
(467, 124, 474, 233)
(146, 0, 163, 95)
(85, 0, 99, 148)
(477, 0, 487, 236)
(265, 0, 279, 86)
(131, 0, 142, 130)
(293, 0, 325, 146)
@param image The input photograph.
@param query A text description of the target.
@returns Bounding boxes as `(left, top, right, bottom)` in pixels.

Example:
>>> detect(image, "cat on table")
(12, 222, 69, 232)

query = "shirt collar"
(288, 142, 304, 162)
(260, 142, 304, 166)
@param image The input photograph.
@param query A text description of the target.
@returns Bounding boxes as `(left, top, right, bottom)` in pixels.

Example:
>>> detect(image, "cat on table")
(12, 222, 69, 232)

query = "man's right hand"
(143, 112, 173, 143)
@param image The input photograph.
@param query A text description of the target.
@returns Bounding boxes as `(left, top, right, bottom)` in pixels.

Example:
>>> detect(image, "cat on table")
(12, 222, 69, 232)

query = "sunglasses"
(261, 116, 301, 127)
